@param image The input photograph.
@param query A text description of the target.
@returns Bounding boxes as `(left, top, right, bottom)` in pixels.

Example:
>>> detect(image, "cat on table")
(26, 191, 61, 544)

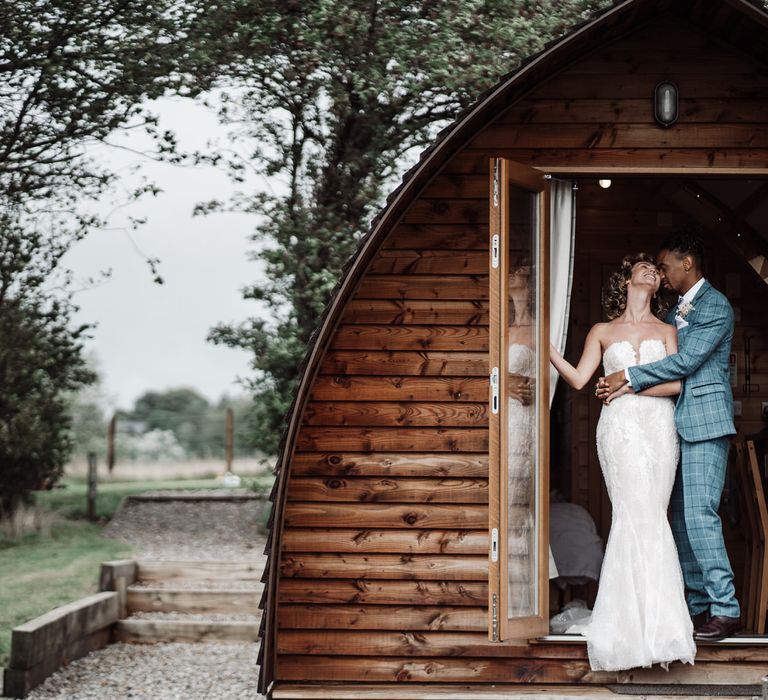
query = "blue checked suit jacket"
(627, 280, 736, 443)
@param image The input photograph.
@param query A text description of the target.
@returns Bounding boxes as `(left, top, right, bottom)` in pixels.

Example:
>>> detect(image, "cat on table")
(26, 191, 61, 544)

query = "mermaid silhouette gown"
(572, 338, 696, 671)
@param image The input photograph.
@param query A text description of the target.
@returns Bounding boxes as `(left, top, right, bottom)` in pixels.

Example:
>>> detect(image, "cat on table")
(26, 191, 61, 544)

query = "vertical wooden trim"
(488, 158, 504, 641)
(498, 163, 511, 638)
(536, 179, 552, 634)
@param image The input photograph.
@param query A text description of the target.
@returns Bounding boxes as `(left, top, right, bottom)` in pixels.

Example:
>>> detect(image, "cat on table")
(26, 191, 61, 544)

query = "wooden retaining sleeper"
(2, 591, 121, 698)
(2, 558, 263, 696)
(1, 559, 136, 698)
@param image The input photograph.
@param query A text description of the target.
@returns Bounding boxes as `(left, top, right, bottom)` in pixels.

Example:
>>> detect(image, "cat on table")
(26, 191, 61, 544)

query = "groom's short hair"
(660, 227, 705, 270)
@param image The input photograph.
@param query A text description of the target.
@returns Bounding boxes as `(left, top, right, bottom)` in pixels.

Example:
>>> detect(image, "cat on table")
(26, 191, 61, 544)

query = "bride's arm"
(637, 326, 681, 398)
(549, 324, 604, 391)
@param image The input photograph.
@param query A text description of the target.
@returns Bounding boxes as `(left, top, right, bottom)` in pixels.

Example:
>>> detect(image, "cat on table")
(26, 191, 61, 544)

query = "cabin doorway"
(544, 175, 768, 640)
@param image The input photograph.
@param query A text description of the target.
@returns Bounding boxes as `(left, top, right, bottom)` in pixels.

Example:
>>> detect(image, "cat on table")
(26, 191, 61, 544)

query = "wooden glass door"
(488, 158, 550, 641)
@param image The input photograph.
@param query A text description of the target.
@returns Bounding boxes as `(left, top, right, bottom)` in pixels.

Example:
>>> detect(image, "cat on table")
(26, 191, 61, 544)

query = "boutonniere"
(678, 300, 695, 318)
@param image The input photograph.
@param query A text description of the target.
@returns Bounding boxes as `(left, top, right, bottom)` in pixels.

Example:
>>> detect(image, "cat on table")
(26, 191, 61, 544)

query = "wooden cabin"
(258, 0, 768, 696)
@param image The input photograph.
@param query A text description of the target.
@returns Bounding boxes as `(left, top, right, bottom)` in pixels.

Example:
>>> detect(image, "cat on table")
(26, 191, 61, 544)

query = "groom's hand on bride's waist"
(509, 374, 532, 405)
(595, 371, 628, 403)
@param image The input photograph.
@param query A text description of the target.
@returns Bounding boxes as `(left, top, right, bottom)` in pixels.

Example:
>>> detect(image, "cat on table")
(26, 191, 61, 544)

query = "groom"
(596, 229, 740, 642)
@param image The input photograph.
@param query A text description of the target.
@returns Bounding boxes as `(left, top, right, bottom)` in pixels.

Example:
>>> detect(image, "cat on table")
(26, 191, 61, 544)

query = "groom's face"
(656, 248, 685, 293)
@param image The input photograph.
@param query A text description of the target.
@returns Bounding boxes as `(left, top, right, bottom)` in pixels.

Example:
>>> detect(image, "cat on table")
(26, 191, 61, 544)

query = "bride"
(549, 253, 696, 671)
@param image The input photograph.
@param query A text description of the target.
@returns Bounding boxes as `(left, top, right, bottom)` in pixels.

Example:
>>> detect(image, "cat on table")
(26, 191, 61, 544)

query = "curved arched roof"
(257, 0, 768, 690)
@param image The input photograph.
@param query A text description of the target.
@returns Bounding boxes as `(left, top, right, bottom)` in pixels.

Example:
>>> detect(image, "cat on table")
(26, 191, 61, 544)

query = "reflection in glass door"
(506, 187, 539, 619)
(488, 158, 550, 641)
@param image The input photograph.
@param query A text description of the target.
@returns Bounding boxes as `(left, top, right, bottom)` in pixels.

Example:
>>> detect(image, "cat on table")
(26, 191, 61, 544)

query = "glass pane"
(506, 186, 539, 618)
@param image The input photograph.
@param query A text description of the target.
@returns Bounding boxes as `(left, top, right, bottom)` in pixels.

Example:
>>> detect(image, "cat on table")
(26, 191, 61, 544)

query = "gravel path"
(24, 643, 264, 699)
(103, 493, 268, 560)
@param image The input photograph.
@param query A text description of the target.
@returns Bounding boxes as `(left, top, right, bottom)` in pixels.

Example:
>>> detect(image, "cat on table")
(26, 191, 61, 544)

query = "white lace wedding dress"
(573, 338, 696, 671)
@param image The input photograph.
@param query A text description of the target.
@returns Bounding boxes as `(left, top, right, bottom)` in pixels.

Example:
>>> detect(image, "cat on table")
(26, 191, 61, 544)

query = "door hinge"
(491, 527, 499, 562)
(492, 593, 499, 641)
(491, 234, 500, 269)
(490, 367, 499, 414)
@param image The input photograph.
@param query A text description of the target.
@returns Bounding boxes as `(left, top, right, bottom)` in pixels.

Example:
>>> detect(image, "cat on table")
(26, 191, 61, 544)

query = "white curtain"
(549, 179, 577, 407)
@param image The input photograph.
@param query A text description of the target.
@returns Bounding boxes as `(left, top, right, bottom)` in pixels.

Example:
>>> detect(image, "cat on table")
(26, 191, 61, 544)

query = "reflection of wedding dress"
(575, 339, 695, 671)
(507, 344, 536, 617)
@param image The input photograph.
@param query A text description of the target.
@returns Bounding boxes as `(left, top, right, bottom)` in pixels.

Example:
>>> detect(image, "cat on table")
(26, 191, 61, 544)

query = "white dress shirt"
(623, 277, 706, 387)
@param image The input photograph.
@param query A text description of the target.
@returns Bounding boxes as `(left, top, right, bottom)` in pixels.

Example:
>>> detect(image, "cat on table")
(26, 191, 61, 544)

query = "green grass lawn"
(36, 477, 226, 520)
(0, 519, 133, 668)
(0, 475, 274, 670)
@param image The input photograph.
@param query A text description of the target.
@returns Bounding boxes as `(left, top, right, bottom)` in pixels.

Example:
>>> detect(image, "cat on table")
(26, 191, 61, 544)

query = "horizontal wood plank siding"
(281, 529, 488, 554)
(318, 351, 488, 376)
(286, 477, 488, 504)
(309, 377, 488, 402)
(280, 554, 487, 580)
(330, 325, 489, 351)
(290, 452, 489, 477)
(278, 580, 489, 606)
(303, 402, 488, 427)
(283, 504, 488, 529)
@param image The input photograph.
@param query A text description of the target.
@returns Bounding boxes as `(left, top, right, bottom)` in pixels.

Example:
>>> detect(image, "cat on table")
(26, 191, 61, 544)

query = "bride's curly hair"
(603, 252, 670, 321)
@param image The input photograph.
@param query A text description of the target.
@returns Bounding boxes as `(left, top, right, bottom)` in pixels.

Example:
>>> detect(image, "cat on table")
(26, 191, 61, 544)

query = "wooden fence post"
(86, 452, 97, 521)
(226, 407, 234, 473)
(107, 414, 117, 474)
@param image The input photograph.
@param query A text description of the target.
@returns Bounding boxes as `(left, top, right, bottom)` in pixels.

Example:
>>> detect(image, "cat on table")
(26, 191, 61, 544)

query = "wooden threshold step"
(135, 559, 265, 585)
(271, 683, 748, 700)
(127, 587, 261, 614)
(115, 617, 260, 643)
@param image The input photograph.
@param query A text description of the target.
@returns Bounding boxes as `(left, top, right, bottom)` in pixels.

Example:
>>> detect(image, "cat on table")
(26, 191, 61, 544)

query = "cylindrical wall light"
(654, 81, 678, 128)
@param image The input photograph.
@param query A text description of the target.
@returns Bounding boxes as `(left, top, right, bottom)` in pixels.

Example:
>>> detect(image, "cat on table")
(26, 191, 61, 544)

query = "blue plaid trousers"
(671, 436, 740, 618)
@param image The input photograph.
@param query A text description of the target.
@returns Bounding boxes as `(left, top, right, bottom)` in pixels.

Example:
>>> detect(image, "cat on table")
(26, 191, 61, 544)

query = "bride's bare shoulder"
(587, 322, 611, 342)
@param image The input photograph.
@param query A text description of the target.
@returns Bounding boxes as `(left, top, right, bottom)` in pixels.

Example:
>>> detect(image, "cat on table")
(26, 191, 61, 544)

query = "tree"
(0, 208, 94, 517)
(0, 0, 221, 514)
(124, 388, 210, 458)
(198, 0, 612, 452)
(0, 0, 216, 209)
(122, 389, 260, 459)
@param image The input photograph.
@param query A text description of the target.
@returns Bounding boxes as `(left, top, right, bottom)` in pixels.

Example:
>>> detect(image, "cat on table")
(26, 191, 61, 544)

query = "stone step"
(115, 616, 261, 644)
(127, 586, 262, 614)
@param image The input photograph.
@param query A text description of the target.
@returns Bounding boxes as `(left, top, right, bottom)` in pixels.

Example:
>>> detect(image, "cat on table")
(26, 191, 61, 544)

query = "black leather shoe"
(693, 615, 741, 642)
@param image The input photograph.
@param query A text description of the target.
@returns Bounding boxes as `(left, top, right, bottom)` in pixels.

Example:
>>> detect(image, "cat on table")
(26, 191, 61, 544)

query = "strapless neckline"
(602, 338, 667, 376)
(602, 338, 665, 362)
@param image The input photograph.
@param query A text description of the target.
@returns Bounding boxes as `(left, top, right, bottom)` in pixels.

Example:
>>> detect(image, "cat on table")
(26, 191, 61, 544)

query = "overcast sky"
(62, 97, 266, 411)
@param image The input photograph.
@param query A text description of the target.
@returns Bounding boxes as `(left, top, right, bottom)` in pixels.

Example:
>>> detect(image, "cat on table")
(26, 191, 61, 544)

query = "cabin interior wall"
(557, 177, 768, 616)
